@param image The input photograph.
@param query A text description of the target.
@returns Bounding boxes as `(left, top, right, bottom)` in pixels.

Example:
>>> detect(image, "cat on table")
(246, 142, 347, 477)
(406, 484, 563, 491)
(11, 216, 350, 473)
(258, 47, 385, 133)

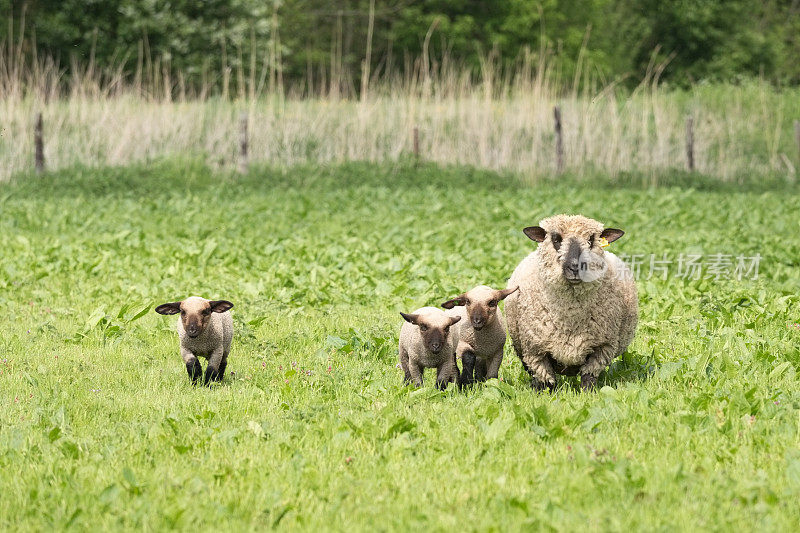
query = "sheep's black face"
(441, 286, 518, 330)
(184, 306, 210, 337)
(155, 297, 234, 338)
(562, 238, 584, 283)
(400, 312, 461, 354)
(420, 325, 448, 353)
(524, 220, 625, 286)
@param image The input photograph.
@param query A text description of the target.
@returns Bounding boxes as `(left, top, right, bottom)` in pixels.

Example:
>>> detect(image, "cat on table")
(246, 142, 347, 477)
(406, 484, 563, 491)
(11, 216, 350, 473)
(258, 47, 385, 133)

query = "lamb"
(398, 307, 461, 389)
(155, 297, 234, 385)
(505, 214, 637, 391)
(441, 285, 518, 385)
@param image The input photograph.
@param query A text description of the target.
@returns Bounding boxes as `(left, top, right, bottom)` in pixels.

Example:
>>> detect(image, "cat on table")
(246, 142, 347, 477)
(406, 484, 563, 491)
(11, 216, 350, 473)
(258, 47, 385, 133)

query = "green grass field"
(1, 161, 799, 530)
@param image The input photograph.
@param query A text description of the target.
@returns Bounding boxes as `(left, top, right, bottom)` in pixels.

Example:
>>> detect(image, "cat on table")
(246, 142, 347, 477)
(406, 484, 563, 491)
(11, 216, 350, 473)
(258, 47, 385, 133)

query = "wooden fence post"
(34, 112, 45, 174)
(685, 116, 695, 172)
(553, 106, 564, 174)
(413, 126, 420, 162)
(238, 112, 248, 174)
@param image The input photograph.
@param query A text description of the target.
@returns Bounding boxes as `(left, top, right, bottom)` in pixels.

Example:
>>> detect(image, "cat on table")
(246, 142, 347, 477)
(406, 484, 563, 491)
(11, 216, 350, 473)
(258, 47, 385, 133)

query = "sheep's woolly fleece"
(505, 215, 638, 386)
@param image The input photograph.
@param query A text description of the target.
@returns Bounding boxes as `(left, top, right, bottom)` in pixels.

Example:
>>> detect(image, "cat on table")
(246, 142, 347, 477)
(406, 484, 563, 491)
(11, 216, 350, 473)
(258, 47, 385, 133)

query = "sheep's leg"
(204, 348, 224, 385)
(474, 357, 488, 382)
(484, 350, 503, 380)
(215, 352, 229, 382)
(181, 348, 202, 385)
(521, 351, 557, 391)
(436, 358, 457, 390)
(409, 360, 424, 387)
(399, 347, 412, 384)
(459, 350, 476, 386)
(579, 345, 616, 392)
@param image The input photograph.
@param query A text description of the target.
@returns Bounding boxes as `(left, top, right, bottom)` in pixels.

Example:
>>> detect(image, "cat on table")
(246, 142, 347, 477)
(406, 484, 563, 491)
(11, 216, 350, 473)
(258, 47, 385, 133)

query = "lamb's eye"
(551, 233, 562, 250)
(444, 327, 449, 334)
(419, 325, 428, 332)
(180, 310, 186, 316)
(589, 234, 596, 247)
(489, 300, 497, 307)
(203, 309, 211, 315)
(465, 299, 471, 306)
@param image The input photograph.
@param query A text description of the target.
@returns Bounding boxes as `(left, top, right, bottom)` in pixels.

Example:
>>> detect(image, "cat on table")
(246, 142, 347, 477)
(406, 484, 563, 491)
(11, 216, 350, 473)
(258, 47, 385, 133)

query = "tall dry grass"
(2, 40, 799, 183)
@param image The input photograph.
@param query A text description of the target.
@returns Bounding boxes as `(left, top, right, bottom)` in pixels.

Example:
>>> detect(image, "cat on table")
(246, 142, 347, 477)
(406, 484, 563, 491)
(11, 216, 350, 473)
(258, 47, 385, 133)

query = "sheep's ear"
(209, 300, 234, 313)
(400, 312, 420, 325)
(448, 315, 462, 326)
(441, 294, 466, 309)
(523, 226, 547, 242)
(497, 286, 519, 300)
(155, 302, 182, 315)
(600, 228, 624, 243)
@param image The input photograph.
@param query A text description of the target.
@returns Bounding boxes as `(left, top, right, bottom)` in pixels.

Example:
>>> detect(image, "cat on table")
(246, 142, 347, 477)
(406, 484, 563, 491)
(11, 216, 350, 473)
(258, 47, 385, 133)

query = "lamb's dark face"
(401, 312, 461, 354)
(441, 285, 518, 330)
(155, 297, 234, 338)
(524, 216, 624, 285)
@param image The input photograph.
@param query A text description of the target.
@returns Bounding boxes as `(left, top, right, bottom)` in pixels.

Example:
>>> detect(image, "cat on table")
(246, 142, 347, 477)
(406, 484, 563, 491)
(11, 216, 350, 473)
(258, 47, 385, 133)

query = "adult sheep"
(505, 214, 637, 391)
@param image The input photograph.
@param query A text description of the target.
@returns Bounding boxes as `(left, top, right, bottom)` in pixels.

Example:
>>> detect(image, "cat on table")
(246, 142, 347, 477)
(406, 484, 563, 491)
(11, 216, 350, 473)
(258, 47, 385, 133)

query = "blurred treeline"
(2, 0, 799, 95)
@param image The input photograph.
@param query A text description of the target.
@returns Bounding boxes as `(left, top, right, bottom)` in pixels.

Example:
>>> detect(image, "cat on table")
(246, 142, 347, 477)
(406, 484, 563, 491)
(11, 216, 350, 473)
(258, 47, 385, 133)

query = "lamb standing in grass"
(505, 215, 637, 391)
(441, 285, 518, 385)
(398, 307, 461, 389)
(155, 297, 234, 385)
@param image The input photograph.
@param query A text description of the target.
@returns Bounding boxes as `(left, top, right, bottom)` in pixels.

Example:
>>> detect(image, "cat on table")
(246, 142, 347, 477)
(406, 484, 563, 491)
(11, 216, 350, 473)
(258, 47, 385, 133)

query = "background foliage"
(3, 0, 800, 94)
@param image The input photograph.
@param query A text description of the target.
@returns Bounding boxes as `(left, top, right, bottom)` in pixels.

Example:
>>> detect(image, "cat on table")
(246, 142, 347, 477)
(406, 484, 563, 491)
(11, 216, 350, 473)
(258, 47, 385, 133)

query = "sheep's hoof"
(204, 367, 219, 386)
(580, 374, 597, 392)
(530, 379, 555, 392)
(436, 379, 454, 391)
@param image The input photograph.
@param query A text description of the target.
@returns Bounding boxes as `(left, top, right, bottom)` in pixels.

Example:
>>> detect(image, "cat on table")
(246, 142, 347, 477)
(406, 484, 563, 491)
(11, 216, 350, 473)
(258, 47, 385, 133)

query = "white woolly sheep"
(398, 307, 461, 389)
(505, 214, 637, 391)
(441, 285, 518, 385)
(155, 296, 234, 385)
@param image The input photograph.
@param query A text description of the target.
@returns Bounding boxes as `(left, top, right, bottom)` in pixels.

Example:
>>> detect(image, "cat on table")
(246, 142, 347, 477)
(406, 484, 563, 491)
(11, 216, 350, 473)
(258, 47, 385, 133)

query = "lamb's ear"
(497, 286, 519, 300)
(448, 315, 462, 326)
(400, 312, 420, 325)
(155, 302, 182, 315)
(209, 300, 234, 313)
(441, 294, 466, 309)
(523, 226, 547, 242)
(600, 228, 624, 243)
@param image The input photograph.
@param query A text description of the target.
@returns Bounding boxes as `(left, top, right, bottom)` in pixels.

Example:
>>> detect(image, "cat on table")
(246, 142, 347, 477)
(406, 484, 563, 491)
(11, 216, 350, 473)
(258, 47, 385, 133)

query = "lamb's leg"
(579, 345, 616, 392)
(484, 350, 503, 380)
(181, 348, 202, 385)
(204, 348, 225, 385)
(215, 352, 229, 382)
(474, 357, 488, 382)
(409, 360, 424, 387)
(436, 358, 457, 390)
(399, 347, 412, 385)
(459, 350, 476, 386)
(521, 350, 557, 391)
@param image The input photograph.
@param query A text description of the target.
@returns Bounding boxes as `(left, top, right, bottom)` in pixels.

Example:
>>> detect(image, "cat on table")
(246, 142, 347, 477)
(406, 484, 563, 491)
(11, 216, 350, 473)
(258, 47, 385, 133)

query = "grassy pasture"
(1, 161, 800, 530)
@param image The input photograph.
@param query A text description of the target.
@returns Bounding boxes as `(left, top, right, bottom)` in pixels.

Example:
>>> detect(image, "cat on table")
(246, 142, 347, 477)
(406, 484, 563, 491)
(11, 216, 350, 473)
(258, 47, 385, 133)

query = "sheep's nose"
(430, 343, 442, 353)
(472, 319, 485, 330)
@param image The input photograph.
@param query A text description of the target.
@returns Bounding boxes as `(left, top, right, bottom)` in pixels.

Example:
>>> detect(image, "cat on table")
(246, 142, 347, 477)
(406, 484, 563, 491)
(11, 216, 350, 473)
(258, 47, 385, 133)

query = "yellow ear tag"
(599, 237, 610, 248)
